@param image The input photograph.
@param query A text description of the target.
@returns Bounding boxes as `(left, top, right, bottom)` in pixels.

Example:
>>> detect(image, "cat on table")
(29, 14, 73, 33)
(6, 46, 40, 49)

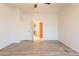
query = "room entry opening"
(32, 19, 43, 45)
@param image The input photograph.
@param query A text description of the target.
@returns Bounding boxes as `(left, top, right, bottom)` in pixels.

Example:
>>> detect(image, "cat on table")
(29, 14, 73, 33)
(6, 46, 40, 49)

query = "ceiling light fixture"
(34, 3, 38, 8)
(34, 3, 51, 8)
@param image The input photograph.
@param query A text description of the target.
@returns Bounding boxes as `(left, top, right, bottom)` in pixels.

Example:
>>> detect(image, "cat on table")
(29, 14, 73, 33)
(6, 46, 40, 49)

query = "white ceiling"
(6, 3, 66, 13)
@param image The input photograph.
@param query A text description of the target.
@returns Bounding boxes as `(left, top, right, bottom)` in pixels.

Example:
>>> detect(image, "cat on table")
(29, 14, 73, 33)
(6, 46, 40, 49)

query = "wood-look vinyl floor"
(0, 40, 79, 56)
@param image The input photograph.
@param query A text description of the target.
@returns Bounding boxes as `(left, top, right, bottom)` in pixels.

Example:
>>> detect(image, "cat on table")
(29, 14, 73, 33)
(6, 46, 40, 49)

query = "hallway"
(0, 40, 79, 56)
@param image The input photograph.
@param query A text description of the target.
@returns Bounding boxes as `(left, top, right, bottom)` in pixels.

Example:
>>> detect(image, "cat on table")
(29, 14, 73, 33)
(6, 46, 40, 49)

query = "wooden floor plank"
(0, 40, 79, 56)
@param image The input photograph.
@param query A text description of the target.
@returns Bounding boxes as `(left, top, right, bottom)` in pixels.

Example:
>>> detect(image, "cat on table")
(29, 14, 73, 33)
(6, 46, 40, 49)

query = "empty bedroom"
(0, 3, 79, 56)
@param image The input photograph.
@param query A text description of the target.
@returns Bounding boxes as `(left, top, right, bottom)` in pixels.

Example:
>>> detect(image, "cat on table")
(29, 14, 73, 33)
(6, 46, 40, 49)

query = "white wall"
(58, 4, 79, 52)
(1, 3, 79, 53)
(0, 4, 58, 49)
(21, 13, 58, 40)
(0, 4, 20, 49)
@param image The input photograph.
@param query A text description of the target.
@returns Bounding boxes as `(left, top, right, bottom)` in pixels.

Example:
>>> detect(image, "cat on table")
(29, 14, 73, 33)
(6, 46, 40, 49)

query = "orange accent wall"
(39, 22, 43, 38)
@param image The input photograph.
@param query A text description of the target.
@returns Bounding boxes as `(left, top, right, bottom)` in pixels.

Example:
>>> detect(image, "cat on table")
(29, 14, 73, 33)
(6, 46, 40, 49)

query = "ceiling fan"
(34, 3, 51, 8)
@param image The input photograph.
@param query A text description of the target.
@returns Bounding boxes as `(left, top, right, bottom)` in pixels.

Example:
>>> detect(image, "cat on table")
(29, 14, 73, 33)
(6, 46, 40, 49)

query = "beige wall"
(58, 4, 79, 52)
(0, 4, 20, 49)
(21, 13, 58, 40)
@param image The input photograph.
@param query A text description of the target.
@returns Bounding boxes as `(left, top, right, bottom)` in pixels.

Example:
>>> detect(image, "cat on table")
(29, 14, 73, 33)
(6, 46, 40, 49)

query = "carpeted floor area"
(0, 40, 79, 56)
